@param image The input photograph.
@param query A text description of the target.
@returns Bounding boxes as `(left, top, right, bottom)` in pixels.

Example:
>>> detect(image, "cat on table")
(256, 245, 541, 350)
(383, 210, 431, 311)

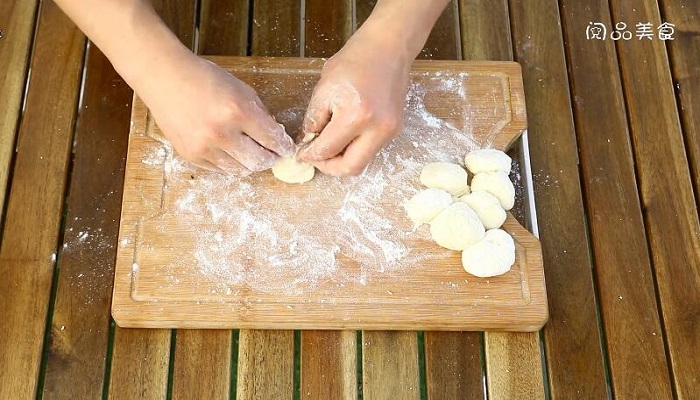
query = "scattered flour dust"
(137, 75, 482, 297)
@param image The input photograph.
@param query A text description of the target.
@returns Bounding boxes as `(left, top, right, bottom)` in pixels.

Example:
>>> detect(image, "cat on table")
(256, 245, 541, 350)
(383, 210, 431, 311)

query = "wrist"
(352, 0, 448, 61)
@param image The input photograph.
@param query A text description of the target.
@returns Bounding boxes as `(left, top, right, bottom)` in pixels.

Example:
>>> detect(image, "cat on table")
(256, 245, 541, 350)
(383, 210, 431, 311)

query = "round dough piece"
(404, 188, 454, 227)
(419, 162, 470, 196)
(430, 202, 485, 251)
(459, 190, 507, 229)
(464, 149, 512, 174)
(470, 171, 515, 210)
(461, 229, 516, 278)
(272, 156, 315, 184)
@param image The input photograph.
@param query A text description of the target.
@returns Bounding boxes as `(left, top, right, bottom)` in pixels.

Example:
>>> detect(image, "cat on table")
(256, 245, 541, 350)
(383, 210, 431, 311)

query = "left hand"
(297, 39, 411, 176)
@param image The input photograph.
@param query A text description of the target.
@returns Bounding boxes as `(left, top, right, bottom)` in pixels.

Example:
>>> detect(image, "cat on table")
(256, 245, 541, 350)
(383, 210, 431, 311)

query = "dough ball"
(459, 191, 507, 229)
(461, 229, 516, 277)
(430, 202, 485, 251)
(470, 171, 515, 210)
(404, 188, 454, 226)
(420, 162, 470, 196)
(464, 149, 512, 174)
(272, 156, 315, 184)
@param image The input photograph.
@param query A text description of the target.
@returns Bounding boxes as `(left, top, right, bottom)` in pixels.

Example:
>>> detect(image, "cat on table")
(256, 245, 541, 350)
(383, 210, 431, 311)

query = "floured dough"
(419, 162, 470, 196)
(404, 188, 453, 227)
(470, 171, 515, 210)
(272, 156, 315, 184)
(430, 202, 485, 251)
(464, 149, 512, 174)
(461, 229, 515, 277)
(460, 190, 507, 229)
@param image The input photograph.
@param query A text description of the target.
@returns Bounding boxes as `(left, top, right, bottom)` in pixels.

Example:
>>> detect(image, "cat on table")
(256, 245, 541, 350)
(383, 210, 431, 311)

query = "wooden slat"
(508, 0, 611, 397)
(353, 3, 429, 398)
(251, 0, 301, 57)
(107, 1, 196, 398)
(304, 0, 352, 58)
(425, 332, 483, 399)
(455, 0, 547, 397)
(232, 2, 301, 399)
(609, 1, 699, 397)
(0, 1, 85, 398)
(356, 0, 460, 60)
(418, 0, 460, 60)
(301, 331, 357, 400)
(42, 43, 132, 399)
(172, 330, 232, 399)
(362, 332, 420, 400)
(299, 2, 357, 399)
(458, 0, 511, 60)
(661, 0, 700, 207)
(485, 333, 544, 398)
(236, 330, 295, 399)
(170, 2, 250, 398)
(108, 329, 172, 400)
(198, 0, 249, 56)
(560, 0, 679, 397)
(0, 0, 38, 219)
(420, 1, 485, 398)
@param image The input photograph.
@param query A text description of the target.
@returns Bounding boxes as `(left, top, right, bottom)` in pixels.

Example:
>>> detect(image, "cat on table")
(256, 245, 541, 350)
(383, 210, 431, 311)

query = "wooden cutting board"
(112, 56, 548, 331)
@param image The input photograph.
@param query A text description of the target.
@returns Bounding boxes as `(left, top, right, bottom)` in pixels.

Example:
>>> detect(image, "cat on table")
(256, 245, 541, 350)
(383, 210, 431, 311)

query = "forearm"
(350, 0, 451, 61)
(54, 0, 192, 97)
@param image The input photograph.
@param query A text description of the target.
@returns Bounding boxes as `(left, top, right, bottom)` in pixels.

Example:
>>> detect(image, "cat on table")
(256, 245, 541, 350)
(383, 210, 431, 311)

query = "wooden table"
(1, 0, 698, 398)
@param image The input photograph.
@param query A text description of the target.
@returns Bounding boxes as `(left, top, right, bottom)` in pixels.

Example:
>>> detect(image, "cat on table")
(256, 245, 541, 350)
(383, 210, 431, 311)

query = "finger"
(221, 132, 278, 172)
(310, 131, 387, 177)
(209, 149, 252, 176)
(189, 158, 226, 174)
(298, 114, 358, 162)
(302, 88, 332, 138)
(243, 101, 296, 157)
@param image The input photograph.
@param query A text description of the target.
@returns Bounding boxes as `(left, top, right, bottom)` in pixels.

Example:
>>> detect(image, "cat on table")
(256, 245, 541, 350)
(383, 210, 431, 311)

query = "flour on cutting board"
(134, 75, 486, 297)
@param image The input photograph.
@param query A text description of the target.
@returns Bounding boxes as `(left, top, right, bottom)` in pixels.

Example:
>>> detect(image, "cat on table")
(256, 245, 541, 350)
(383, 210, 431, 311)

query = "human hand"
(297, 39, 411, 176)
(142, 54, 295, 174)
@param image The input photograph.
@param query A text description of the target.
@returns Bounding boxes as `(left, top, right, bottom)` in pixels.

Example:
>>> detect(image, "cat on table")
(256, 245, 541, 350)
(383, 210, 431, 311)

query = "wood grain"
(198, 0, 249, 56)
(108, 329, 171, 400)
(660, 0, 700, 208)
(299, 4, 357, 399)
(485, 333, 544, 399)
(172, 330, 232, 399)
(111, 58, 542, 330)
(236, 330, 294, 399)
(251, 0, 301, 56)
(610, 0, 699, 397)
(356, 0, 460, 60)
(0, 1, 85, 398)
(42, 43, 132, 399)
(362, 331, 420, 400)
(107, 1, 197, 398)
(304, 0, 352, 58)
(560, 0, 680, 398)
(459, 1, 548, 398)
(423, 2, 484, 398)
(232, 6, 301, 399)
(301, 331, 357, 400)
(169, 3, 249, 399)
(509, 0, 611, 397)
(418, 0, 460, 60)
(459, 0, 512, 61)
(425, 332, 484, 399)
(0, 0, 38, 219)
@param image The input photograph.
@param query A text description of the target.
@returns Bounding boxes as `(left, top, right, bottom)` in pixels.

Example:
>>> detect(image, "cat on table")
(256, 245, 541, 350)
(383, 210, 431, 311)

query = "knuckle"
(377, 115, 401, 135)
(342, 161, 366, 176)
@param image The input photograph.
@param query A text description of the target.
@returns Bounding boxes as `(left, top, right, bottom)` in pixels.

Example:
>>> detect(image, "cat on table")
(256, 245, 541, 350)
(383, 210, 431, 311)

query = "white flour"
(135, 76, 490, 297)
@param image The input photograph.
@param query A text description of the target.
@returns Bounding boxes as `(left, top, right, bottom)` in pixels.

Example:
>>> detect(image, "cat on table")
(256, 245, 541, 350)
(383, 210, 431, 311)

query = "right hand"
(141, 54, 295, 174)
